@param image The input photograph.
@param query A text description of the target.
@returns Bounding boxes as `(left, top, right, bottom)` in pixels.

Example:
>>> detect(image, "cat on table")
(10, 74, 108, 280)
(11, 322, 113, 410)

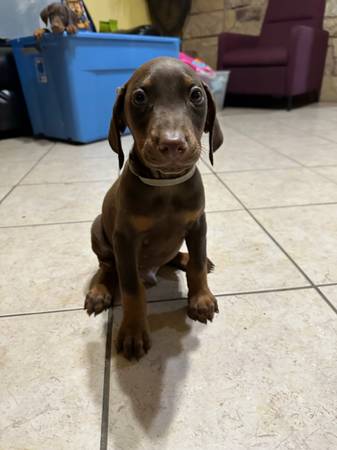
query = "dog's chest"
(152, 183, 204, 214)
(137, 221, 184, 274)
(133, 203, 201, 270)
(131, 188, 203, 233)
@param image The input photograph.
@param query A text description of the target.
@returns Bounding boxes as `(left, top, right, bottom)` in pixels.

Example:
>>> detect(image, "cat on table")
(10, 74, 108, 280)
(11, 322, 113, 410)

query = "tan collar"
(127, 161, 196, 187)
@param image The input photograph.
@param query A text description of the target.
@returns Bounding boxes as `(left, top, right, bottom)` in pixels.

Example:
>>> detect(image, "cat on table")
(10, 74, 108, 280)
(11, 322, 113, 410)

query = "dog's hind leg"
(84, 215, 118, 316)
(167, 252, 215, 273)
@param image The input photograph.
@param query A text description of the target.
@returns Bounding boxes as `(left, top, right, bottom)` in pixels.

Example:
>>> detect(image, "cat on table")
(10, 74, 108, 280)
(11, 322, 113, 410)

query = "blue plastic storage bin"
(11, 32, 180, 143)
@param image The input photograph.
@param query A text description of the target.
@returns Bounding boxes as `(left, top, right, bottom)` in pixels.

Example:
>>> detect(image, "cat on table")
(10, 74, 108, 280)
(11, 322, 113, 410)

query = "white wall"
(0, 0, 151, 39)
(86, 0, 150, 30)
(0, 0, 49, 39)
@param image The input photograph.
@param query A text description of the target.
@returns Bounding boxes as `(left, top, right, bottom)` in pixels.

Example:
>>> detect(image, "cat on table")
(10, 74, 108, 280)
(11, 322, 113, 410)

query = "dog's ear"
(108, 86, 128, 170)
(40, 6, 51, 25)
(202, 82, 223, 166)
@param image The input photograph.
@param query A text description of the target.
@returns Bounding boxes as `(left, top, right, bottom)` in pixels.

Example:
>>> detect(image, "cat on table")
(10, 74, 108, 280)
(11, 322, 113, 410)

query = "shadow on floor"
(109, 304, 198, 450)
(225, 92, 319, 110)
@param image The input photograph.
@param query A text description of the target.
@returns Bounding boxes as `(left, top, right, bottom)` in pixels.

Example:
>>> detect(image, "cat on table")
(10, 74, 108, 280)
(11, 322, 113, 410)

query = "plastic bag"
(200, 71, 230, 110)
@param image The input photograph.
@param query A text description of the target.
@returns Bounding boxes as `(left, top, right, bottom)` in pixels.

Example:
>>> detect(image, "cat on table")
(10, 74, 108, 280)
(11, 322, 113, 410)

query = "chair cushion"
(222, 46, 288, 68)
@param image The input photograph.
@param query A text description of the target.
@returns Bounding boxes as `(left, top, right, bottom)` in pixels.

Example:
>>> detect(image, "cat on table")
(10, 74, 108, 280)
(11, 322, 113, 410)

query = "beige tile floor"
(1, 104, 337, 450)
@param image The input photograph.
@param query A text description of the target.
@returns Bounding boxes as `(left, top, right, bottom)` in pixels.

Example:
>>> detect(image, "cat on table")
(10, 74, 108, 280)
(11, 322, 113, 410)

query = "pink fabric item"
(179, 52, 215, 75)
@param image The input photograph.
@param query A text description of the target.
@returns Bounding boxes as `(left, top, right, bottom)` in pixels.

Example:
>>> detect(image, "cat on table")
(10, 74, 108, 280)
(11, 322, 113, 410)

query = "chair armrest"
(217, 33, 260, 69)
(287, 25, 329, 95)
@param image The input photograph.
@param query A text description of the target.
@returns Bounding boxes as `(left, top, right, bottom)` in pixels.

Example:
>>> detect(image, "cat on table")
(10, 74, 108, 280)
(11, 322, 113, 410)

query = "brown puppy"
(34, 3, 78, 40)
(85, 57, 223, 360)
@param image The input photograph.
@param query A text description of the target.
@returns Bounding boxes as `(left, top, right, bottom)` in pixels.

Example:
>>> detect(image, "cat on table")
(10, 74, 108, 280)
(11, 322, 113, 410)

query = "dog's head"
(108, 57, 223, 174)
(40, 3, 78, 33)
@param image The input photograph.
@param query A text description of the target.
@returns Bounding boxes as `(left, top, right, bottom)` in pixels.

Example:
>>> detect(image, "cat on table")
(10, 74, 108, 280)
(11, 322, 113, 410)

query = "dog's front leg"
(185, 213, 219, 323)
(113, 231, 151, 360)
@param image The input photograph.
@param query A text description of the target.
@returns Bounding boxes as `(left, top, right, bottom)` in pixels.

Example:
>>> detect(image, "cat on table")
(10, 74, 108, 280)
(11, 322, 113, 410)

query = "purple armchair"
(217, 0, 329, 109)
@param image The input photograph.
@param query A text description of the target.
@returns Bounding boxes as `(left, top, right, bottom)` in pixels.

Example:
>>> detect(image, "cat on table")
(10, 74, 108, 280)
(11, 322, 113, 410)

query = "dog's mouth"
(145, 160, 194, 173)
(143, 158, 198, 177)
(142, 144, 201, 176)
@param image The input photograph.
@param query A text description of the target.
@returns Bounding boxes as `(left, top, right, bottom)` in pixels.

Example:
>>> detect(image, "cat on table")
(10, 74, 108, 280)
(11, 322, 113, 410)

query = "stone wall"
(182, 0, 337, 101)
(323, 1, 337, 100)
(183, 0, 225, 69)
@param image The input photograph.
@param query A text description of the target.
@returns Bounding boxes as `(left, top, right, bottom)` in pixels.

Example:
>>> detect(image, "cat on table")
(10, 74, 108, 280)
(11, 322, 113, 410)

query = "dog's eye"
(132, 89, 147, 106)
(189, 86, 204, 105)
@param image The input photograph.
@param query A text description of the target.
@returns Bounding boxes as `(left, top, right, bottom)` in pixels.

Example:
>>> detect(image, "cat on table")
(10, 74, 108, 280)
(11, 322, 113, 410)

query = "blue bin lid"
(11, 31, 180, 47)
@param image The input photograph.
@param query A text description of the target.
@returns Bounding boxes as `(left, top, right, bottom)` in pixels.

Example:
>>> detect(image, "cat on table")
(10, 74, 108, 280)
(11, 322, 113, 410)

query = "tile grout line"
(223, 120, 337, 180)
(309, 166, 337, 188)
(19, 179, 115, 186)
(99, 163, 123, 450)
(0, 285, 322, 319)
(249, 201, 337, 210)
(0, 144, 56, 206)
(17, 164, 310, 184)
(0, 219, 92, 229)
(205, 165, 304, 174)
(316, 282, 337, 288)
(314, 287, 337, 315)
(225, 113, 337, 147)
(5, 162, 337, 188)
(144, 285, 314, 306)
(17, 144, 57, 183)
(307, 163, 337, 169)
(212, 165, 337, 175)
(209, 170, 337, 316)
(3, 199, 337, 229)
(0, 307, 84, 319)
(306, 128, 337, 145)
(223, 122, 337, 185)
(100, 297, 113, 450)
(223, 123, 307, 168)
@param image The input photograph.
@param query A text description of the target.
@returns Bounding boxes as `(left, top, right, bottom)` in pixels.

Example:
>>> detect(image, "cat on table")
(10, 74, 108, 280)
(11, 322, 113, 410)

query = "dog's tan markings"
(182, 209, 203, 224)
(117, 288, 151, 359)
(183, 74, 195, 86)
(34, 28, 46, 39)
(186, 263, 219, 323)
(130, 215, 155, 232)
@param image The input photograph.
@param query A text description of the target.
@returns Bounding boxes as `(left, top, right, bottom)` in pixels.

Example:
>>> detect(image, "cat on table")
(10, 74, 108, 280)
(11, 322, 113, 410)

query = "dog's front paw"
(84, 284, 112, 316)
(187, 291, 219, 324)
(116, 321, 151, 360)
(66, 24, 77, 34)
(34, 28, 46, 40)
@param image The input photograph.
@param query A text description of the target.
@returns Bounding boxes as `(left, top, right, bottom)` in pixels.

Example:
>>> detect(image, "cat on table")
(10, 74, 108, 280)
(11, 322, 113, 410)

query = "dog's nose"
(158, 132, 187, 157)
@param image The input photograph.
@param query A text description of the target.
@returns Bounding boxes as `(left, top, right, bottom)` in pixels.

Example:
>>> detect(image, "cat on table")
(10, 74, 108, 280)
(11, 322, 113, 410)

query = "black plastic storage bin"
(0, 39, 31, 137)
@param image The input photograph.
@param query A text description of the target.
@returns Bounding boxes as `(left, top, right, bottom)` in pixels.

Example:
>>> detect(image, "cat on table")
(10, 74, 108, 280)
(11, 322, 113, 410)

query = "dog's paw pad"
(84, 284, 112, 316)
